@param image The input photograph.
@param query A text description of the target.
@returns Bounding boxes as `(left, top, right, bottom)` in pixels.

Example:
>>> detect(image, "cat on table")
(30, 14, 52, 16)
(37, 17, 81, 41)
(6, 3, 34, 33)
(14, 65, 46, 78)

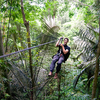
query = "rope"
(0, 40, 57, 59)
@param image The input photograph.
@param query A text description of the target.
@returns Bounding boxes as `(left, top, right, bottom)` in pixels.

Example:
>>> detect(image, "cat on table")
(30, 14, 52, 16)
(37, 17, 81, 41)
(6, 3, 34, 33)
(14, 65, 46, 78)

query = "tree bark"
(92, 17, 100, 99)
(5, 0, 12, 53)
(0, 24, 4, 55)
(57, 75, 61, 100)
(0, 23, 11, 100)
(20, 0, 35, 100)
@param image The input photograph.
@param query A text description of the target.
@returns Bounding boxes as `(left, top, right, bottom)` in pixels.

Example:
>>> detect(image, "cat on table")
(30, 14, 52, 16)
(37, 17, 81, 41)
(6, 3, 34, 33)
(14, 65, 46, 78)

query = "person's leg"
(54, 56, 64, 78)
(56, 56, 64, 73)
(48, 55, 59, 76)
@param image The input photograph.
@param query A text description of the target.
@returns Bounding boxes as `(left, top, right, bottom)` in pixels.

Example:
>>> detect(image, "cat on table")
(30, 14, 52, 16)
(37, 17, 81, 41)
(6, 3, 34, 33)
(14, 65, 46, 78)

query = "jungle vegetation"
(0, 0, 100, 100)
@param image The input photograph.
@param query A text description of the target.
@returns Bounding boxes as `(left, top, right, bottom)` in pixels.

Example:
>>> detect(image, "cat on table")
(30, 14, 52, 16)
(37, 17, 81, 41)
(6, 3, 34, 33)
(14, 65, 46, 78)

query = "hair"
(64, 38, 69, 42)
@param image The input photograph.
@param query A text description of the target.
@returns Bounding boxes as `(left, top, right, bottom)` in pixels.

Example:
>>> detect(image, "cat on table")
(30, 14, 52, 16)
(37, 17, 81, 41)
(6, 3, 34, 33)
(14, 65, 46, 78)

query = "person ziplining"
(48, 37, 70, 79)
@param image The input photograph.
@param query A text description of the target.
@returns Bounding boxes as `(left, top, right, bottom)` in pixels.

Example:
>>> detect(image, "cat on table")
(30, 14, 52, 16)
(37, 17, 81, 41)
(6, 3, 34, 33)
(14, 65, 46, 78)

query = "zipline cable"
(0, 40, 57, 59)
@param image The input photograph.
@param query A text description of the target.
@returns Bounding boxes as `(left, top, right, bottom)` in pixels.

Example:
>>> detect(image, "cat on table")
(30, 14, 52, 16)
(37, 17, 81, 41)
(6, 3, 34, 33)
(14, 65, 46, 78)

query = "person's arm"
(56, 37, 63, 47)
(60, 44, 69, 54)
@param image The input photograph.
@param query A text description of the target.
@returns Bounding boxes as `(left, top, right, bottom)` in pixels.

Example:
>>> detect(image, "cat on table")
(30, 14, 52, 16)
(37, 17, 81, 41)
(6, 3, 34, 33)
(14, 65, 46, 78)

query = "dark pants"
(50, 54, 64, 73)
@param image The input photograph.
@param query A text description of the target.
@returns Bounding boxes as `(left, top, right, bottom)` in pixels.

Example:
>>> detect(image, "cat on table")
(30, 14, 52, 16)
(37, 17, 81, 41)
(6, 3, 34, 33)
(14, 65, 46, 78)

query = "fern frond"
(74, 25, 97, 61)
(73, 58, 96, 89)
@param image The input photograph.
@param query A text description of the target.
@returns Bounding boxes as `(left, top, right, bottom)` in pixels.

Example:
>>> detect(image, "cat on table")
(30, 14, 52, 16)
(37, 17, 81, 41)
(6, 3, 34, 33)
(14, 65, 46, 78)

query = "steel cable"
(0, 40, 57, 59)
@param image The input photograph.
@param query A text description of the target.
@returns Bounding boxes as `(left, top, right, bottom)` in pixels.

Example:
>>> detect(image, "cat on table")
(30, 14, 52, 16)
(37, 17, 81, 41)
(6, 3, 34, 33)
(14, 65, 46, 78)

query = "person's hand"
(59, 37, 63, 40)
(60, 43, 63, 47)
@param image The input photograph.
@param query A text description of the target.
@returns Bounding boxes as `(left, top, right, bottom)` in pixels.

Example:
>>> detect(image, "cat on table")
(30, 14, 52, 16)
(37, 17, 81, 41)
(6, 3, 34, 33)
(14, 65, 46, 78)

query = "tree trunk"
(0, 24, 11, 100)
(92, 17, 100, 99)
(5, 0, 12, 53)
(57, 75, 61, 100)
(0, 25, 4, 55)
(20, 0, 35, 100)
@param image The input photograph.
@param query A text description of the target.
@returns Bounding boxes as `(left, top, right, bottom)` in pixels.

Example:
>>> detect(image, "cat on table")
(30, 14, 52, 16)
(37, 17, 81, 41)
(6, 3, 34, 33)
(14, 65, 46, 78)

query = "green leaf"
(5, 93, 10, 98)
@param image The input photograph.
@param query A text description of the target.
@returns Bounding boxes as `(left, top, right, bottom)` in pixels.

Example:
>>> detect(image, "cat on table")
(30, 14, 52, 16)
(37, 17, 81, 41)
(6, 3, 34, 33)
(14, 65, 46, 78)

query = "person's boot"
(54, 73, 58, 79)
(48, 71, 52, 76)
